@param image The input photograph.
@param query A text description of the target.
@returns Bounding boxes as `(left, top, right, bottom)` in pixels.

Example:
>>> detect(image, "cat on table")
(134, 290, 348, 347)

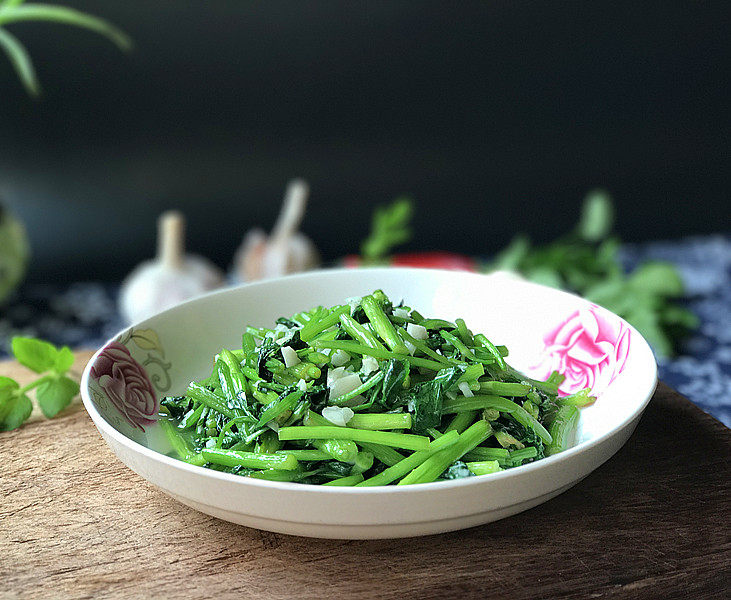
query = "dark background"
(0, 1, 727, 283)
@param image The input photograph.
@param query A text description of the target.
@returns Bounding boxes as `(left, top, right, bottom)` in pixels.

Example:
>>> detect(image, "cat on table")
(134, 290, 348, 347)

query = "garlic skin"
(234, 179, 320, 282)
(119, 211, 224, 324)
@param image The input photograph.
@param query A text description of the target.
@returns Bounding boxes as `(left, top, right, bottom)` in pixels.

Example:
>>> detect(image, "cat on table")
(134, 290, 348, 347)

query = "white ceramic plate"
(81, 268, 657, 539)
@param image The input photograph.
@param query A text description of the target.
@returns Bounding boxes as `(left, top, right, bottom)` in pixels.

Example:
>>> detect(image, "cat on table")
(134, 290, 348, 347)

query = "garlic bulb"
(119, 211, 224, 323)
(234, 179, 320, 281)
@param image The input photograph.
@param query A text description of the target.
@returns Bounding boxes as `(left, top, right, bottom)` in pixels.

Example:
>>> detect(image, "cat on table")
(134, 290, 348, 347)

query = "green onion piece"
(257, 391, 303, 429)
(247, 469, 311, 482)
(472, 334, 507, 369)
(240, 365, 261, 382)
(348, 412, 412, 430)
(455, 363, 485, 385)
(312, 340, 446, 371)
(255, 429, 282, 454)
(357, 442, 406, 467)
(242, 332, 256, 354)
(299, 305, 350, 341)
(442, 394, 552, 445)
(397, 327, 452, 365)
(329, 370, 384, 407)
(463, 446, 510, 464)
(509, 446, 539, 465)
(398, 420, 492, 485)
(440, 330, 477, 360)
(187, 383, 237, 419)
(495, 430, 524, 449)
(350, 451, 374, 474)
(160, 418, 194, 460)
(478, 381, 531, 396)
(278, 426, 431, 451)
(444, 410, 477, 434)
(201, 448, 299, 470)
(339, 313, 387, 350)
(304, 351, 330, 365)
(219, 349, 250, 393)
(323, 473, 365, 486)
(317, 439, 359, 464)
(442, 394, 517, 414)
(466, 460, 502, 476)
(419, 318, 456, 330)
(179, 403, 205, 429)
(426, 427, 442, 439)
(303, 411, 360, 463)
(356, 430, 460, 487)
(215, 416, 249, 449)
(557, 388, 596, 407)
(546, 405, 580, 455)
(454, 318, 474, 345)
(523, 400, 539, 419)
(502, 365, 558, 395)
(275, 449, 332, 461)
(361, 295, 410, 354)
(283, 362, 321, 381)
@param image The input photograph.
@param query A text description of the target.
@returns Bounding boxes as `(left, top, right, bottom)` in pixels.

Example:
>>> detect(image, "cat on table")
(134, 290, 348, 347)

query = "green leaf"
(576, 189, 614, 242)
(35, 375, 79, 418)
(0, 26, 39, 97)
(0, 380, 32, 431)
(628, 262, 684, 298)
(0, 4, 133, 52)
(0, 375, 19, 391)
(11, 336, 58, 373)
(408, 366, 460, 434)
(53, 346, 74, 373)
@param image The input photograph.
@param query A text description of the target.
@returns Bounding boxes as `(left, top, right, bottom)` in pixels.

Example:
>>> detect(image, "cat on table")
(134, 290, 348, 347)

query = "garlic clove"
(119, 211, 224, 324)
(233, 179, 321, 282)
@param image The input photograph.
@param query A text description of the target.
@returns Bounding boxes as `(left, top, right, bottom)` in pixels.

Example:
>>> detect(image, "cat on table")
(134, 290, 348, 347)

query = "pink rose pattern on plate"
(531, 304, 631, 396)
(91, 341, 159, 430)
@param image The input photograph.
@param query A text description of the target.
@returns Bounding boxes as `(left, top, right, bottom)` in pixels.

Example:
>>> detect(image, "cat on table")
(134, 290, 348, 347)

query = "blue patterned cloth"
(1, 235, 729, 426)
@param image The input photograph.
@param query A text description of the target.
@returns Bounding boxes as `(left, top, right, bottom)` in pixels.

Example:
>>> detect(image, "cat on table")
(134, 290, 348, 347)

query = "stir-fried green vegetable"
(158, 291, 594, 485)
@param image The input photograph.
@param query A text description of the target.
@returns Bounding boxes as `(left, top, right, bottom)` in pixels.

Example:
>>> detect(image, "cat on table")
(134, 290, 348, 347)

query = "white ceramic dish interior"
(81, 268, 657, 539)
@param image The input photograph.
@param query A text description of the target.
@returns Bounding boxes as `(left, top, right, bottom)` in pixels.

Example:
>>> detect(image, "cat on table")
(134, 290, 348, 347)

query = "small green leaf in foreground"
(36, 375, 79, 418)
(12, 336, 58, 373)
(0, 377, 32, 431)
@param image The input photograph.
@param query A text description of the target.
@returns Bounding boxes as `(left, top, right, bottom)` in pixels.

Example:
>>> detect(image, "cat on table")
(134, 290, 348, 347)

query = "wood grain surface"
(1, 353, 729, 600)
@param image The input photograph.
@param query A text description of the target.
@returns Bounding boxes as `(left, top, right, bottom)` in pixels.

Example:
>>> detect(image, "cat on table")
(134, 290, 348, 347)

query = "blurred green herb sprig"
(0, 337, 79, 431)
(490, 190, 698, 356)
(0, 0, 132, 98)
(360, 197, 413, 264)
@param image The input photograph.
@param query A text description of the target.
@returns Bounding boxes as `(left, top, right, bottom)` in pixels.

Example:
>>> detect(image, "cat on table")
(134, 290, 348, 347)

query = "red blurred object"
(343, 252, 477, 271)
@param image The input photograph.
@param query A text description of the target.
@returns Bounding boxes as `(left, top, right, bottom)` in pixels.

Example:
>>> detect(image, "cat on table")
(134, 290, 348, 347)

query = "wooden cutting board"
(1, 352, 729, 600)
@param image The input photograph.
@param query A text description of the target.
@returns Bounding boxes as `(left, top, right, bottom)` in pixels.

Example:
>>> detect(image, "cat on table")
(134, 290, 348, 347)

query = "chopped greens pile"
(159, 291, 593, 486)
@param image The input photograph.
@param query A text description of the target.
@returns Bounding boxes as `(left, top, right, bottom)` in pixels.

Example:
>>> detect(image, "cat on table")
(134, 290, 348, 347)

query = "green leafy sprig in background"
(0, 337, 79, 430)
(360, 197, 413, 264)
(490, 190, 698, 356)
(0, 0, 131, 98)
(361, 192, 697, 356)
